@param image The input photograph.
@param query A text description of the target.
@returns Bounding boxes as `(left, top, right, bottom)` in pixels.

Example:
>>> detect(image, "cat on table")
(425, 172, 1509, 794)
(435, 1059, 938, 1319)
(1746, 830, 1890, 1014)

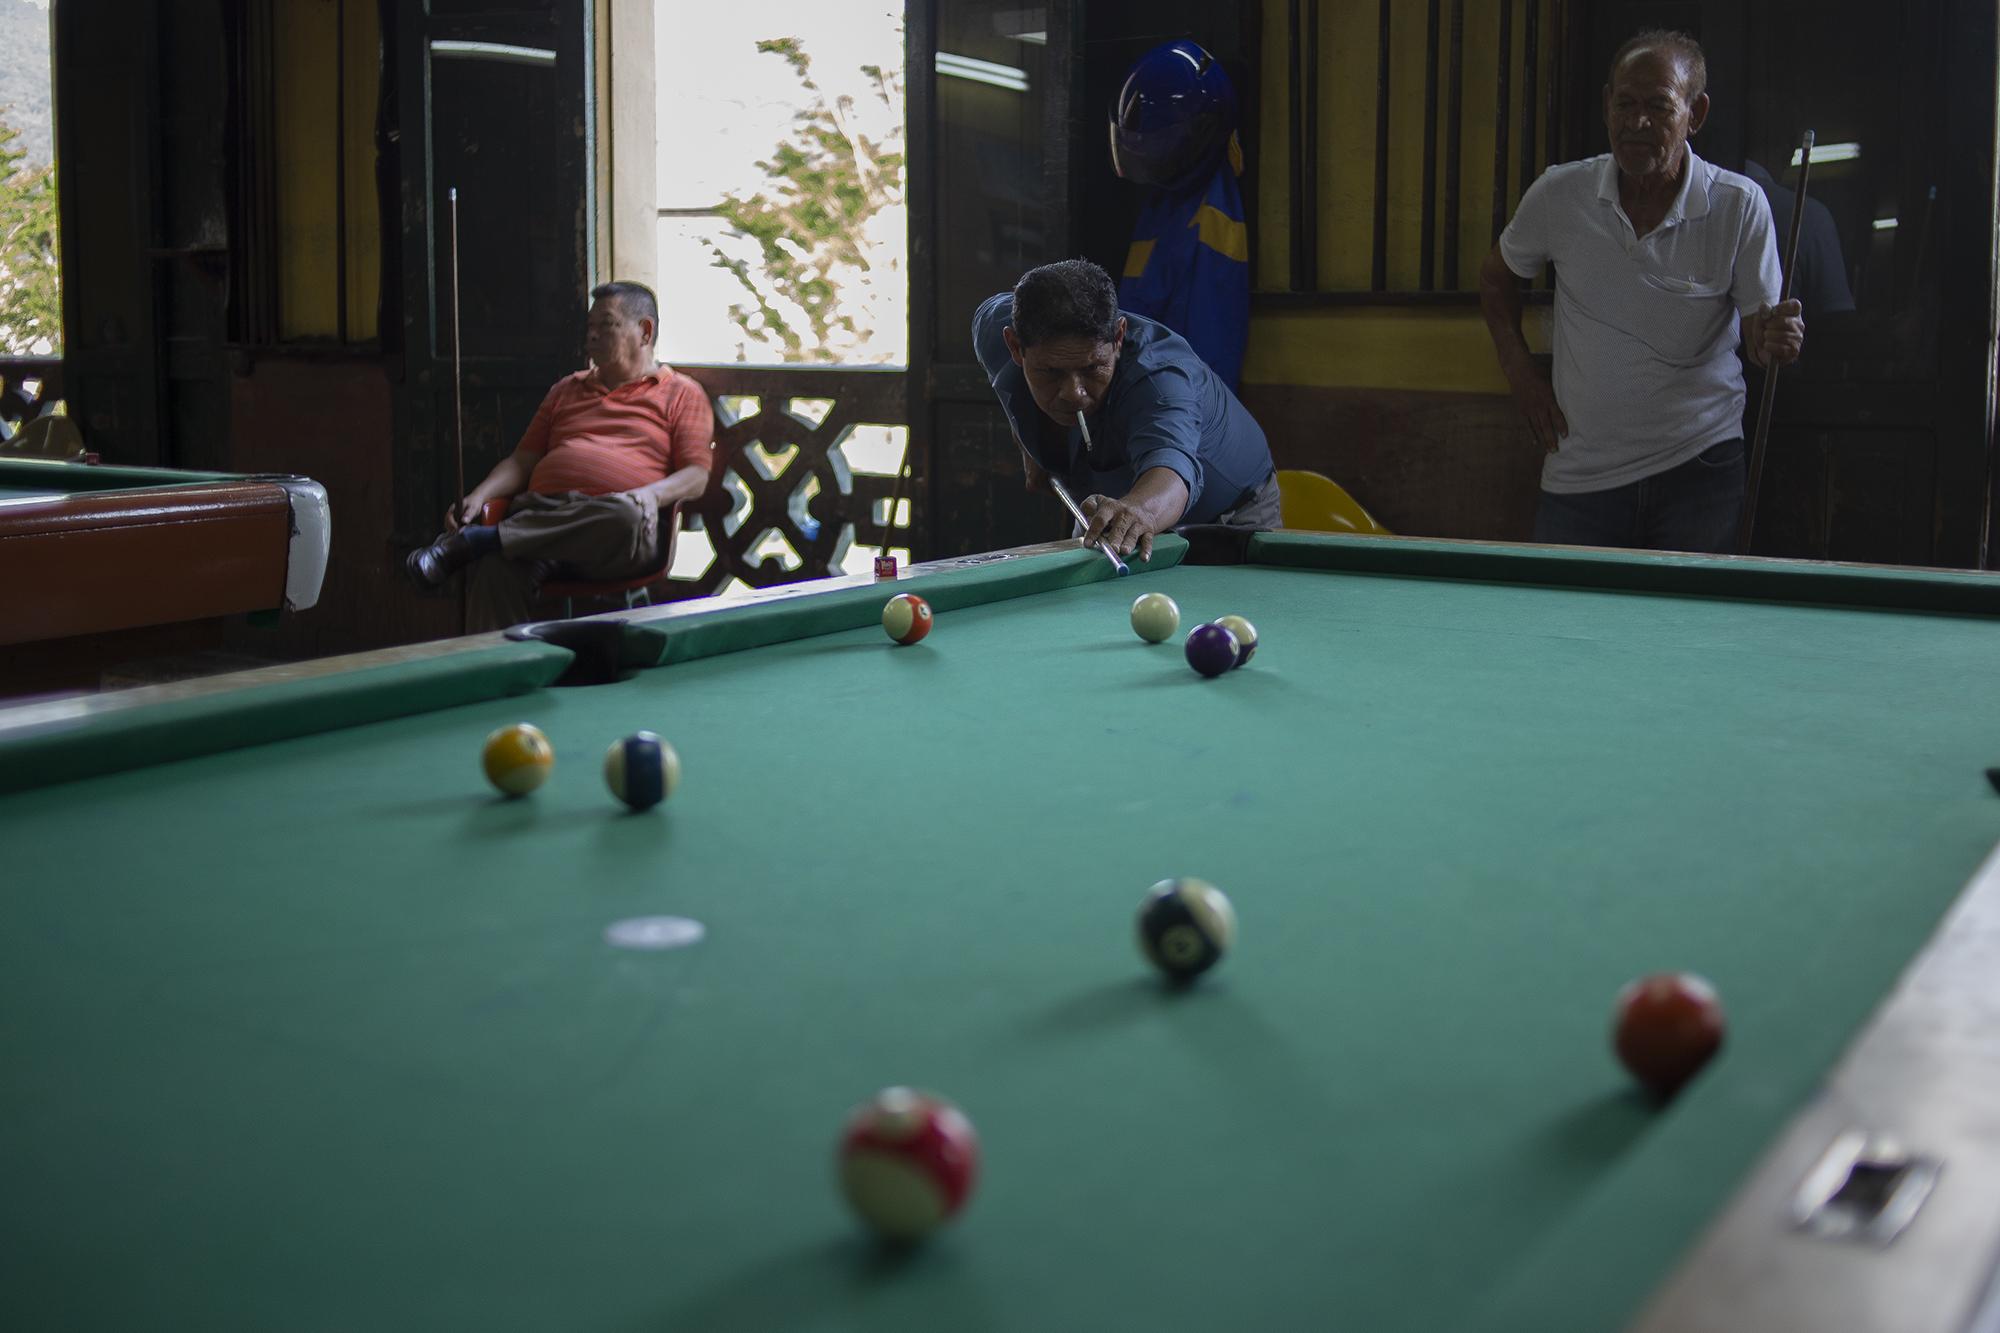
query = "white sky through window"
(656, 4, 907, 366)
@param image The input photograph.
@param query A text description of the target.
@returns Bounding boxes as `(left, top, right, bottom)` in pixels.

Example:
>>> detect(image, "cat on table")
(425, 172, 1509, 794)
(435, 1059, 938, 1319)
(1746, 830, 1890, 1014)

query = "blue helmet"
(1109, 40, 1238, 190)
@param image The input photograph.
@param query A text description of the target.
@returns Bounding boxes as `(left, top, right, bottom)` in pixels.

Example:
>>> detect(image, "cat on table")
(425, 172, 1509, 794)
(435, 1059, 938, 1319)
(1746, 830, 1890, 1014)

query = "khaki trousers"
(466, 490, 662, 632)
(1215, 470, 1283, 528)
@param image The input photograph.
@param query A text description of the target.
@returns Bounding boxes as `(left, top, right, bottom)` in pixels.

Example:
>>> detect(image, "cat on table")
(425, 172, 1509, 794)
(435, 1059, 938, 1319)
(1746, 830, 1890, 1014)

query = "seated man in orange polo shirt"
(404, 281, 716, 631)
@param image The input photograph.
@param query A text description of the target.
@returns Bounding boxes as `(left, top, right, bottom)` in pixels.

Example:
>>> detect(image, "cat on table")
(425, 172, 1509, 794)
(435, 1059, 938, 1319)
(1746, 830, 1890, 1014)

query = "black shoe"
(404, 530, 477, 590)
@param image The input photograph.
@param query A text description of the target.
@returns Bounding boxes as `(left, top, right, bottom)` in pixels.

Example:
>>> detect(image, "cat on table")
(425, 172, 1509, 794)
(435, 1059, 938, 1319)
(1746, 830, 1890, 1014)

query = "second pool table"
(0, 455, 330, 694)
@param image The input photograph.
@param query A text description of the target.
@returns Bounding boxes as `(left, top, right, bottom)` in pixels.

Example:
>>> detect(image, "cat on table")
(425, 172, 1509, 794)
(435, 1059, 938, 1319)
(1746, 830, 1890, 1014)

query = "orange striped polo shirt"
(523, 366, 715, 496)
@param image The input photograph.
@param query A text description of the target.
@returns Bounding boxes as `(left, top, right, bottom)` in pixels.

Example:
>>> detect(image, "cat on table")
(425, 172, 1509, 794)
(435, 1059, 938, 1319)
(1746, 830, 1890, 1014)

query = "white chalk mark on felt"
(604, 916, 707, 952)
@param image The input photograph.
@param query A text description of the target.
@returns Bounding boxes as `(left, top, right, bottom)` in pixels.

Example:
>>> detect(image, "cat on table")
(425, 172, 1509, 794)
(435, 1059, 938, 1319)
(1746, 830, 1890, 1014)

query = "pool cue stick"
(1047, 473, 1130, 577)
(1069, 415, 1131, 575)
(448, 186, 466, 524)
(1738, 131, 1814, 553)
(879, 448, 910, 557)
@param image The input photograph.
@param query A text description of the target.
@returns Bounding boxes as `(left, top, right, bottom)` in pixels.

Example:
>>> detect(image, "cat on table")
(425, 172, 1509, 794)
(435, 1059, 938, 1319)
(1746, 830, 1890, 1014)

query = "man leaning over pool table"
(972, 258, 1277, 562)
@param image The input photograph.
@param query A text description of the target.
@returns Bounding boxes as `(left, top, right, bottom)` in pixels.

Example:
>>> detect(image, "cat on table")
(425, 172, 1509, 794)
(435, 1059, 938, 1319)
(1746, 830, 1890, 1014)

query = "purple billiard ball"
(1184, 623, 1240, 678)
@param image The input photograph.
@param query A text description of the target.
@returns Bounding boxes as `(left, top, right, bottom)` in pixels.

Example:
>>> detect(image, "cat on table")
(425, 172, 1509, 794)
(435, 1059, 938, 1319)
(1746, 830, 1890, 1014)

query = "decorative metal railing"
(0, 358, 65, 438)
(0, 355, 909, 600)
(672, 365, 910, 599)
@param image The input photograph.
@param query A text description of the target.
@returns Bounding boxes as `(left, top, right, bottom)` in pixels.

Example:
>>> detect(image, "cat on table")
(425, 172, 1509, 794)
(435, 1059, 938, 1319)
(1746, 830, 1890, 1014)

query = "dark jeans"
(1532, 439, 1746, 554)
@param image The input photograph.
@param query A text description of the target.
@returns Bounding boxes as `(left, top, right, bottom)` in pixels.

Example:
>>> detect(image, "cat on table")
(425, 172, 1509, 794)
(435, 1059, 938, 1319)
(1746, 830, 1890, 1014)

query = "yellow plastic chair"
(2, 414, 89, 461)
(1276, 469, 1392, 535)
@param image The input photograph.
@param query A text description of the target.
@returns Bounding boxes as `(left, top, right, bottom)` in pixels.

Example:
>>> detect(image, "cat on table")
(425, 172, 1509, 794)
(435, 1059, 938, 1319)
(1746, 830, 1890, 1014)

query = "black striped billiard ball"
(1137, 878, 1237, 981)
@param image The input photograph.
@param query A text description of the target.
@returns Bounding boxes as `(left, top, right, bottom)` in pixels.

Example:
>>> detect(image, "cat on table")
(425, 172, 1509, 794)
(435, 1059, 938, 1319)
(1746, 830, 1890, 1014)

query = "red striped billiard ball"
(1613, 972, 1726, 1100)
(882, 593, 933, 645)
(837, 1087, 979, 1242)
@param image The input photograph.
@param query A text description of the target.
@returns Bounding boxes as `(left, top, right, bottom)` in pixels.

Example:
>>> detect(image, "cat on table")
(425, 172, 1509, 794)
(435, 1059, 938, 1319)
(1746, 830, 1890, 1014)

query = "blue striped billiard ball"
(604, 731, 681, 811)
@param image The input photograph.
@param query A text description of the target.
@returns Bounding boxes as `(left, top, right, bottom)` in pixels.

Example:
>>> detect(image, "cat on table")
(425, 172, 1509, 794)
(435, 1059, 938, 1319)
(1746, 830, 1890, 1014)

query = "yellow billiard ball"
(482, 723, 554, 797)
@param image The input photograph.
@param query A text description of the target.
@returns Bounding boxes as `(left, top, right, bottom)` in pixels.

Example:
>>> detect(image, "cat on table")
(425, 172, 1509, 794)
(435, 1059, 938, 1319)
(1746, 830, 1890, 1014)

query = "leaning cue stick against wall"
(448, 187, 466, 523)
(1738, 131, 1815, 553)
(876, 442, 910, 576)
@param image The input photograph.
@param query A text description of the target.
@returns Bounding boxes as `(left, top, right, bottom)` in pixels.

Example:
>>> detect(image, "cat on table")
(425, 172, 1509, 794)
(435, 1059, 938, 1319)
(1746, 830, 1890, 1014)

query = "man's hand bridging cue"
(1080, 494, 1154, 561)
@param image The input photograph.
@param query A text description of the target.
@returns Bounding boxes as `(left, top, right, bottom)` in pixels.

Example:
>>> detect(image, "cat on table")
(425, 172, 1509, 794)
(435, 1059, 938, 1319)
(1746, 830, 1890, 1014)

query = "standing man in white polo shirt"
(1478, 29, 1805, 552)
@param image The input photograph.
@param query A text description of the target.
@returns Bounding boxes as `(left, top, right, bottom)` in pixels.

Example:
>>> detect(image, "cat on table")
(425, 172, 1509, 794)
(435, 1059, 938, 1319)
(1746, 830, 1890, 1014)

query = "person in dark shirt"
(971, 259, 1277, 562)
(1741, 158, 1856, 322)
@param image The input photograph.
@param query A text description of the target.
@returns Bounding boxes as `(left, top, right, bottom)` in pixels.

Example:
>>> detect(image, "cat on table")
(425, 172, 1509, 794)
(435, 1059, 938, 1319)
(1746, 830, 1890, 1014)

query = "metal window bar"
(1441, 0, 1464, 289)
(1521, 0, 1539, 222)
(1287, 0, 1306, 291)
(1371, 0, 1390, 291)
(334, 0, 348, 344)
(234, 0, 279, 345)
(1419, 0, 1438, 291)
(1303, 0, 1319, 291)
(1546, 0, 1563, 272)
(1490, 0, 1513, 245)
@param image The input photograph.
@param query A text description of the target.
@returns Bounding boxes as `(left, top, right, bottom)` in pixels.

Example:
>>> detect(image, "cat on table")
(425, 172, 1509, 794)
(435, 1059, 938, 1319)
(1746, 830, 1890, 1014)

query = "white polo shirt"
(1499, 148, 1781, 493)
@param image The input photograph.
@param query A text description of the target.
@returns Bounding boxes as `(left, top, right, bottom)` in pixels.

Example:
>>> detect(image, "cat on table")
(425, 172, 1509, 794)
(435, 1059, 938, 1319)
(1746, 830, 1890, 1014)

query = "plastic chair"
(1275, 469, 1393, 536)
(540, 565, 671, 618)
(2, 415, 93, 461)
(478, 496, 678, 617)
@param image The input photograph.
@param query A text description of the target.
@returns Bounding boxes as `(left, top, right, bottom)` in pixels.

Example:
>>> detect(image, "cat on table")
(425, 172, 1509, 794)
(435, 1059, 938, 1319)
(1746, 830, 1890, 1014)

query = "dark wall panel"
(928, 401, 1068, 558)
(226, 359, 458, 660)
(54, 0, 163, 465)
(385, 1, 594, 547)
(1243, 383, 1544, 539)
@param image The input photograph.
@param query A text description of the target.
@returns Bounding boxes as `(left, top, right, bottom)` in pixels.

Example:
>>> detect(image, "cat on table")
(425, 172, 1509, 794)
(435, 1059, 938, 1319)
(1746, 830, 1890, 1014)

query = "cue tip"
(1986, 767, 2000, 796)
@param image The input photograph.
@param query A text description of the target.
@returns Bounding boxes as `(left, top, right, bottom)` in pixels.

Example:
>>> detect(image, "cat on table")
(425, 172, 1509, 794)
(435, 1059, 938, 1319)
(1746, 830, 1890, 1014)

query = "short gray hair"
(1608, 29, 1708, 100)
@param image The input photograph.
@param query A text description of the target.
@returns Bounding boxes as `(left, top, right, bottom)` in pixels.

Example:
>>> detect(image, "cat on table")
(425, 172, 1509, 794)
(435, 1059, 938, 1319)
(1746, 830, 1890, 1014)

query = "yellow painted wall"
(1248, 0, 1557, 392)
(343, 0, 381, 340)
(1248, 308, 1533, 392)
(275, 0, 381, 341)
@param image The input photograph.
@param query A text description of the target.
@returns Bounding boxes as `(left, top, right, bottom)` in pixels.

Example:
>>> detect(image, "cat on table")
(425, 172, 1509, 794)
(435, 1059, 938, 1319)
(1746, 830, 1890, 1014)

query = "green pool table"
(5, 530, 2000, 1332)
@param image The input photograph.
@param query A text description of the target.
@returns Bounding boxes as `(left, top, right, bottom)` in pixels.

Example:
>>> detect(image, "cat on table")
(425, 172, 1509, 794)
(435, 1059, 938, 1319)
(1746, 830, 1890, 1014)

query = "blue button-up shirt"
(971, 295, 1273, 524)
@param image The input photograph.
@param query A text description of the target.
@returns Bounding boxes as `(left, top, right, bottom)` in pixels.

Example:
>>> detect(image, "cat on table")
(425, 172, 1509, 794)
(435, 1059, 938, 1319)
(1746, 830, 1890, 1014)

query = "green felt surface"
(0, 457, 244, 496)
(4, 545, 1999, 1331)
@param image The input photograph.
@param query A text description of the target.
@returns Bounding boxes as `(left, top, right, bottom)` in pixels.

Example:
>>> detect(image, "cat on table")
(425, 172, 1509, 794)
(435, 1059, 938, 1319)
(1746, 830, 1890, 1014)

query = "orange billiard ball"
(1613, 972, 1726, 1100)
